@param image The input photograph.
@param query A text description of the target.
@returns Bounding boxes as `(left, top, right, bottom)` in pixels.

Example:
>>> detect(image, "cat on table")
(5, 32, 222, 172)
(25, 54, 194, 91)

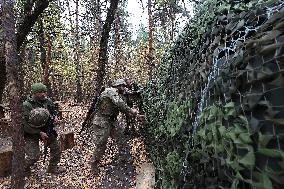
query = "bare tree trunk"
(0, 4, 7, 103)
(66, 0, 82, 102)
(114, 11, 122, 76)
(38, 18, 52, 97)
(66, 0, 74, 26)
(170, 5, 175, 41)
(91, 0, 102, 70)
(75, 0, 82, 102)
(94, 0, 119, 95)
(44, 35, 53, 97)
(95, 0, 102, 42)
(147, 0, 154, 78)
(38, 17, 47, 72)
(88, 0, 102, 97)
(2, 0, 25, 188)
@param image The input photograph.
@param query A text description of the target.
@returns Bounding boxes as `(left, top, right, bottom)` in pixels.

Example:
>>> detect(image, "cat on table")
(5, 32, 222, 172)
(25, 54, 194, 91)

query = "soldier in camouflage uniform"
(88, 79, 142, 174)
(124, 78, 144, 135)
(23, 83, 64, 175)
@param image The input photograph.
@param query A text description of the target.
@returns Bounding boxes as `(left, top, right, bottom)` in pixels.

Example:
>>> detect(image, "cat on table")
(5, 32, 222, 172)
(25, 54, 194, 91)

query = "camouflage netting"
(143, 1, 284, 188)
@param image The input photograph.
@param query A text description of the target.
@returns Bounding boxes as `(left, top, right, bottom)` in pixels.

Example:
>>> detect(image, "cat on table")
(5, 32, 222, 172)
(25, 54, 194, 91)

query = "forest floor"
(0, 102, 155, 189)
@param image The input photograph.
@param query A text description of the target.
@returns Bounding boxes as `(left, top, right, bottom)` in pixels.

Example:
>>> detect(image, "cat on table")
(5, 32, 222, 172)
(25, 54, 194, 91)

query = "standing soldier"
(88, 79, 143, 174)
(124, 78, 144, 135)
(23, 83, 64, 175)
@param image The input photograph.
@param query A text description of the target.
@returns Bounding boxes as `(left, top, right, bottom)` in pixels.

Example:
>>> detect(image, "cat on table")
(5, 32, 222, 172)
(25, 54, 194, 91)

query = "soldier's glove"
(39, 131, 49, 144)
(136, 114, 145, 122)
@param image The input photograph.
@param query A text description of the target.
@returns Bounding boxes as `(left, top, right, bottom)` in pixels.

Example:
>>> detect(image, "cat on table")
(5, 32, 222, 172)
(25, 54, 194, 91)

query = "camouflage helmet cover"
(112, 79, 127, 87)
(29, 108, 50, 128)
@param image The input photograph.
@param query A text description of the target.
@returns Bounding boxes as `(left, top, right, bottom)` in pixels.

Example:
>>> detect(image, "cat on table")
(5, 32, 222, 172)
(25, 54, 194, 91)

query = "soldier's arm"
(46, 98, 61, 126)
(46, 98, 58, 117)
(111, 92, 135, 115)
(22, 102, 42, 135)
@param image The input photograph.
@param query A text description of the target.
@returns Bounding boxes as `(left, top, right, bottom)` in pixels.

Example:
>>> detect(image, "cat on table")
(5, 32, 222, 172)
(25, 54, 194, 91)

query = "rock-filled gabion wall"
(144, 1, 284, 188)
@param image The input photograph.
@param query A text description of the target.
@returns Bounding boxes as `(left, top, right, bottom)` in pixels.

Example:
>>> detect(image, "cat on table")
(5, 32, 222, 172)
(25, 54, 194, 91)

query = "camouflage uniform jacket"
(94, 87, 132, 121)
(23, 97, 57, 136)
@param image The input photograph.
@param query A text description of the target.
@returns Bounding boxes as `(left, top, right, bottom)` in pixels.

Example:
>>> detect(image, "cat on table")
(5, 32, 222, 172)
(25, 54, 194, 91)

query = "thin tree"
(66, 0, 83, 102)
(0, 1, 6, 103)
(113, 10, 122, 76)
(147, 0, 154, 78)
(94, 0, 119, 95)
(75, 0, 83, 102)
(38, 17, 53, 97)
(45, 35, 53, 96)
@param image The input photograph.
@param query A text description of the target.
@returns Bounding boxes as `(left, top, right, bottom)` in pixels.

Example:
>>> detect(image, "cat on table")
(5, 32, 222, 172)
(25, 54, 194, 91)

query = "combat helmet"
(112, 79, 127, 87)
(29, 108, 50, 128)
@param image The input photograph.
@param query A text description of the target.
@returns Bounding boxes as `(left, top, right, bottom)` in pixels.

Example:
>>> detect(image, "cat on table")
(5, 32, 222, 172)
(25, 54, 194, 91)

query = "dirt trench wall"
(144, 1, 284, 189)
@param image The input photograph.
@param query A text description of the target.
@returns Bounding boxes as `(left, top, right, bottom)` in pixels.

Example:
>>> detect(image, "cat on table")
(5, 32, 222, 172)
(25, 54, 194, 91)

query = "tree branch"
(16, 0, 51, 50)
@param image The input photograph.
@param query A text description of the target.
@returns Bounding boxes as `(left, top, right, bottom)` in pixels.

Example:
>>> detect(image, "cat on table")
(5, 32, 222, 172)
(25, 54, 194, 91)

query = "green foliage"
(165, 150, 182, 177)
(164, 100, 187, 137)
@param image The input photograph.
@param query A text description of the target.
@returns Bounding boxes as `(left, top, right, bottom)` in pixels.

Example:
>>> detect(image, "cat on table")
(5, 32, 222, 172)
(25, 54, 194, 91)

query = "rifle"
(124, 89, 144, 113)
(79, 95, 99, 134)
(80, 87, 105, 135)
(43, 116, 55, 164)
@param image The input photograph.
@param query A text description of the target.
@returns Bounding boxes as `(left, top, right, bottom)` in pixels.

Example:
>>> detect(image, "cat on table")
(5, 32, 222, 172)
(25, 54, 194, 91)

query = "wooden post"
(60, 131, 75, 151)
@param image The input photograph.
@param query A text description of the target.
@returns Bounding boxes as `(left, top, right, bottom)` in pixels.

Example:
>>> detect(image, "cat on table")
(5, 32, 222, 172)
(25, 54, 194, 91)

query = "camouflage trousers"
(24, 135, 61, 170)
(88, 115, 123, 166)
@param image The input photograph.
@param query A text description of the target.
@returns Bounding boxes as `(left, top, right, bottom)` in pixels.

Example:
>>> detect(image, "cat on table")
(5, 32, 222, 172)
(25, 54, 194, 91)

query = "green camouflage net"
(143, 1, 284, 188)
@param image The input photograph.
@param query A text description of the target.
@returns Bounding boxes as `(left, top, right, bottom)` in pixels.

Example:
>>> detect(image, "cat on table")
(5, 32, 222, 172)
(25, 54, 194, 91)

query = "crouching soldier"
(23, 83, 65, 175)
(88, 79, 143, 174)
